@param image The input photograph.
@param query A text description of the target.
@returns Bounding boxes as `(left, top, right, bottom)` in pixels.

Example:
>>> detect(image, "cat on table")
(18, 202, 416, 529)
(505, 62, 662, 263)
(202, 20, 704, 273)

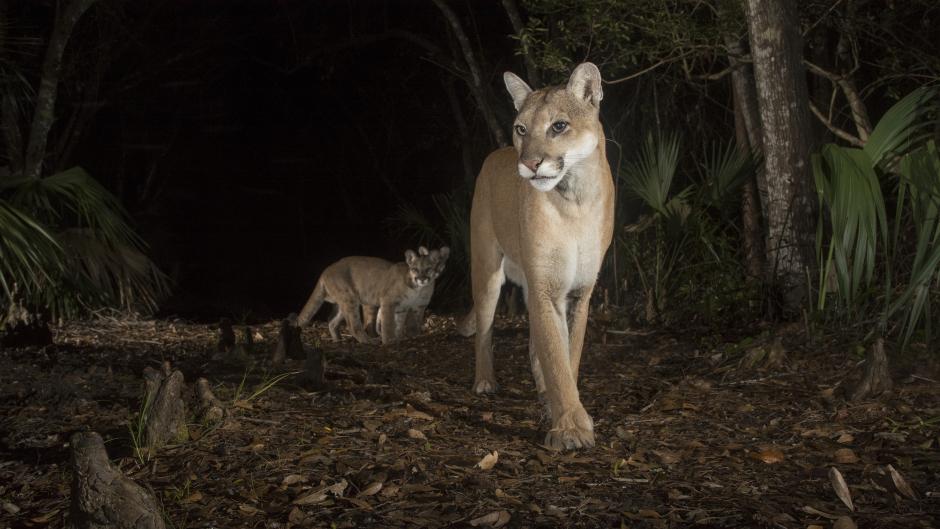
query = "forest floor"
(1, 314, 939, 528)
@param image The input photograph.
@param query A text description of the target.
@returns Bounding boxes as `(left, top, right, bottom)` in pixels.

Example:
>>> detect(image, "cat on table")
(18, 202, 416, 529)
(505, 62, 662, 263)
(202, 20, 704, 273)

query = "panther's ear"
(566, 62, 603, 107)
(503, 71, 533, 111)
(418, 246, 429, 256)
(405, 250, 417, 265)
(439, 246, 450, 261)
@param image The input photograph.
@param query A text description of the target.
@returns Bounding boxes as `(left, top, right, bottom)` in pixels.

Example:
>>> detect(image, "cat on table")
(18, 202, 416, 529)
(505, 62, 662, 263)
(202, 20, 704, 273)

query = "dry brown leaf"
(829, 467, 854, 511)
(378, 433, 387, 446)
(807, 525, 824, 529)
(477, 450, 499, 470)
(380, 484, 400, 497)
(181, 491, 203, 504)
(344, 497, 373, 511)
(282, 474, 305, 486)
(637, 509, 661, 518)
(833, 516, 857, 529)
(886, 464, 917, 499)
(238, 504, 260, 516)
(359, 481, 383, 497)
(802, 505, 838, 519)
(293, 479, 348, 505)
(653, 449, 682, 465)
(837, 433, 854, 444)
(405, 404, 434, 421)
(287, 507, 307, 524)
(481, 411, 494, 422)
(754, 448, 785, 464)
(834, 448, 859, 464)
(469, 510, 511, 527)
(407, 428, 427, 440)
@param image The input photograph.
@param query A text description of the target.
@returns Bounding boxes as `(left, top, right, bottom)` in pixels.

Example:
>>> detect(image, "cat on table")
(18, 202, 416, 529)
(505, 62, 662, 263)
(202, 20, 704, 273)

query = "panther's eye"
(551, 121, 568, 133)
(514, 124, 527, 136)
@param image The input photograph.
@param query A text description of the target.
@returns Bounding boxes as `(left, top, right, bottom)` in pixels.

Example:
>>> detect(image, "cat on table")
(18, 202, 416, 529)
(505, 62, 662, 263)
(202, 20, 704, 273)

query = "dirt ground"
(1, 314, 938, 528)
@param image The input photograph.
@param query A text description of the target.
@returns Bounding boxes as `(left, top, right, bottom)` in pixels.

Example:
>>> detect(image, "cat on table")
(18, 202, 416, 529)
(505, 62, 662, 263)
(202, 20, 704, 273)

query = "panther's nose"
(521, 158, 543, 173)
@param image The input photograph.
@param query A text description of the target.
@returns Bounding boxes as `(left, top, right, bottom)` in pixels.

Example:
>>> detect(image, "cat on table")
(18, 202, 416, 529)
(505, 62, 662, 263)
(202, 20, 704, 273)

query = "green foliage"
(813, 87, 940, 346)
(619, 133, 755, 325)
(0, 167, 169, 325)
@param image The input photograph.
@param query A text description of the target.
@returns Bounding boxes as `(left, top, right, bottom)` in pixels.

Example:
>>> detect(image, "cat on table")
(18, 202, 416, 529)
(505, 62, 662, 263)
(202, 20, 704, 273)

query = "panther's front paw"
(473, 378, 498, 394)
(544, 405, 595, 451)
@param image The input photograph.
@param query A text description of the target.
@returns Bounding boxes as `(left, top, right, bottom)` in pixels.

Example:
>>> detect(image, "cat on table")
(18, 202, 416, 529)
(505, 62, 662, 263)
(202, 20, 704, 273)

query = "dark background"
(56, 1, 525, 318)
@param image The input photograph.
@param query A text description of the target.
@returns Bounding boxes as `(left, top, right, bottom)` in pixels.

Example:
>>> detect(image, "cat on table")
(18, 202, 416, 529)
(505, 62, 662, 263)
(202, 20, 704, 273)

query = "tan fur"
(463, 63, 614, 450)
(298, 247, 448, 345)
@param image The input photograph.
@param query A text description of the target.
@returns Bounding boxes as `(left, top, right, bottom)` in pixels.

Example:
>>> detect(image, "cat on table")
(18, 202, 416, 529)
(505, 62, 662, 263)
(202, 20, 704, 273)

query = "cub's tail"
(455, 309, 476, 337)
(297, 280, 326, 326)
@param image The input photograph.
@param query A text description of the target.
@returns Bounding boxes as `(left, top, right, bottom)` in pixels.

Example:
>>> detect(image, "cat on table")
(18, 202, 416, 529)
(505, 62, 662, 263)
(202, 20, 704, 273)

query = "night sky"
(61, 1, 521, 318)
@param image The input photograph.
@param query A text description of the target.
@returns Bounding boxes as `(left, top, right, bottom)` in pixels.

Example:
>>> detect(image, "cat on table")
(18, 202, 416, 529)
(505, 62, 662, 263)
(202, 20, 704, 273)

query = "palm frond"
(623, 132, 681, 215)
(864, 86, 937, 166)
(699, 141, 758, 208)
(0, 199, 62, 299)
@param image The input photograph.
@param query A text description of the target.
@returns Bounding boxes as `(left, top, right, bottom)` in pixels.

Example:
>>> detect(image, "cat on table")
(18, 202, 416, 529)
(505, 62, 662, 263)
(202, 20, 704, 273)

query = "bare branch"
(809, 100, 865, 147)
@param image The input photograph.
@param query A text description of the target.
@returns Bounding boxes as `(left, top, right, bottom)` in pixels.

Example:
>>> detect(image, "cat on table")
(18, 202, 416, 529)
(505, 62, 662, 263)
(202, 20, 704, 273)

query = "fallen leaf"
(288, 507, 307, 524)
(653, 449, 682, 465)
(293, 479, 348, 505)
(238, 504, 260, 516)
(886, 464, 917, 499)
(182, 491, 203, 504)
(481, 411, 494, 422)
(833, 516, 857, 529)
(829, 467, 854, 511)
(834, 448, 858, 464)
(378, 433, 387, 446)
(407, 428, 427, 440)
(405, 404, 434, 421)
(469, 510, 511, 527)
(802, 506, 838, 519)
(753, 448, 785, 464)
(282, 474, 305, 486)
(836, 433, 854, 444)
(477, 450, 499, 470)
(380, 484, 400, 497)
(807, 525, 824, 529)
(638, 509, 661, 518)
(344, 497, 373, 510)
(359, 481, 383, 497)
(2, 502, 21, 515)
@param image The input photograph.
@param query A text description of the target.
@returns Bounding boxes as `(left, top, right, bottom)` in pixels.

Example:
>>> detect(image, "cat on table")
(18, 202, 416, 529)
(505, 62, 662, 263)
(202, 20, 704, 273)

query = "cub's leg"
(327, 306, 344, 342)
(362, 305, 379, 337)
(404, 306, 426, 337)
(529, 290, 594, 450)
(377, 303, 400, 345)
(470, 252, 504, 394)
(339, 301, 377, 344)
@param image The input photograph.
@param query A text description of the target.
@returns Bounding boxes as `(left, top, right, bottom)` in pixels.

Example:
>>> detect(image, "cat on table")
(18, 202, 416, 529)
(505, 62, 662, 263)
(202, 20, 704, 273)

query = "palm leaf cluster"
(813, 86, 940, 345)
(0, 167, 169, 325)
(620, 132, 757, 323)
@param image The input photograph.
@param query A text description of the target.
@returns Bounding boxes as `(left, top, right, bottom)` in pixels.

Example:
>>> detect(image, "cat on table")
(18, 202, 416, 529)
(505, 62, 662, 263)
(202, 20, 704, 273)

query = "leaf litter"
(0, 315, 937, 527)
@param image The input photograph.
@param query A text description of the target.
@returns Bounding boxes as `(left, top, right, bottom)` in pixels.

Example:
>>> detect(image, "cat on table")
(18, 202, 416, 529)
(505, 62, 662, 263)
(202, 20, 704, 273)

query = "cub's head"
(404, 246, 450, 287)
(504, 62, 604, 192)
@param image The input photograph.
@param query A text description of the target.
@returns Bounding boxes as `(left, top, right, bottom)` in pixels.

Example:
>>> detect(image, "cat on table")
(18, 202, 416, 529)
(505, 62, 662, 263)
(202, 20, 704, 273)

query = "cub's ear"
(503, 71, 533, 111)
(418, 246, 429, 256)
(439, 246, 450, 261)
(405, 250, 417, 265)
(566, 62, 603, 107)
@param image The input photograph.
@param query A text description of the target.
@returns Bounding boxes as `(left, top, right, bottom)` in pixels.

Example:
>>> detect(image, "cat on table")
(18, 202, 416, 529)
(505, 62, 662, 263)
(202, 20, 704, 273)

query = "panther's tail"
(297, 280, 326, 326)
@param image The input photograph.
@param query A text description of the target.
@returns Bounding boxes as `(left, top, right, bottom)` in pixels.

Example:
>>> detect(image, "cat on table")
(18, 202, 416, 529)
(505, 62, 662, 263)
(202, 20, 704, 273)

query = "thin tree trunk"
(23, 0, 98, 179)
(746, 0, 817, 313)
(733, 91, 765, 281)
(443, 77, 475, 186)
(500, 0, 541, 88)
(432, 0, 508, 148)
(726, 34, 766, 282)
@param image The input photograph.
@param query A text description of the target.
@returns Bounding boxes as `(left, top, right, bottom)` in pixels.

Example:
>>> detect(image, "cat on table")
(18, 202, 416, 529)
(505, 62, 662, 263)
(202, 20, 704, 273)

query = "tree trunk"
(141, 361, 188, 451)
(23, 0, 98, 180)
(727, 34, 766, 283)
(70, 431, 165, 529)
(745, 0, 818, 313)
(500, 0, 542, 88)
(432, 0, 508, 148)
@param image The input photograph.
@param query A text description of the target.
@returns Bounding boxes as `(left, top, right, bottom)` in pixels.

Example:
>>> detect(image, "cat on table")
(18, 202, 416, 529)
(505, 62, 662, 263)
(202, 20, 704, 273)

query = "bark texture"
(272, 314, 304, 366)
(196, 377, 225, 424)
(23, 0, 98, 179)
(728, 37, 766, 282)
(142, 362, 188, 450)
(851, 338, 893, 400)
(69, 431, 165, 529)
(745, 0, 818, 312)
(217, 318, 235, 352)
